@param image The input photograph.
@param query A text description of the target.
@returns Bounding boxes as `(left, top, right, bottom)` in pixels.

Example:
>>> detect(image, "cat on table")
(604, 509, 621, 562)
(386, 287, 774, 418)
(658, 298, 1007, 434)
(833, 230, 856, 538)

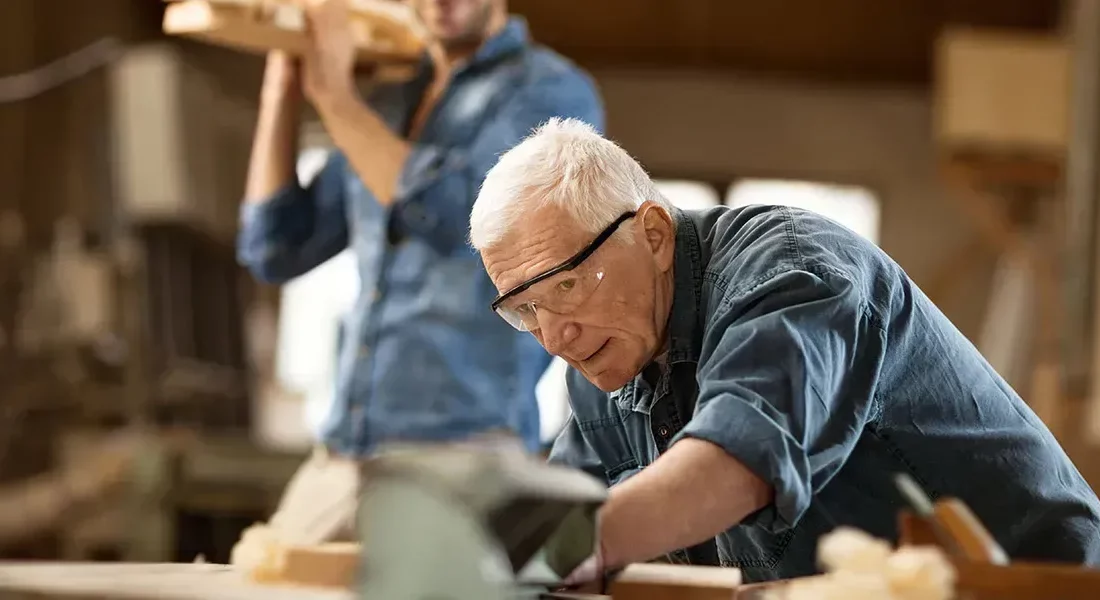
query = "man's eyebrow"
(501, 268, 559, 303)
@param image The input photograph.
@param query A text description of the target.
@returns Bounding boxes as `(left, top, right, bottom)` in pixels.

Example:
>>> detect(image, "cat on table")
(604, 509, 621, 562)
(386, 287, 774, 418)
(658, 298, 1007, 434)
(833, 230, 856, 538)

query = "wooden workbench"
(0, 562, 353, 600)
(0, 562, 756, 600)
(0, 563, 592, 600)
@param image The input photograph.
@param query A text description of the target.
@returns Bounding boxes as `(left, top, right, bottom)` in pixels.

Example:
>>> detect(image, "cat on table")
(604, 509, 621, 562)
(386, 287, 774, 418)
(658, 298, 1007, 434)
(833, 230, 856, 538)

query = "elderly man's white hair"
(469, 118, 670, 251)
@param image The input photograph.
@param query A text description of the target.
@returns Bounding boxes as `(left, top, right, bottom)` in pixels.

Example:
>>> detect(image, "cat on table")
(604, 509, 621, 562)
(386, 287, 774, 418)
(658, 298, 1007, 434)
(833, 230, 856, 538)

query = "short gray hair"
(469, 118, 669, 251)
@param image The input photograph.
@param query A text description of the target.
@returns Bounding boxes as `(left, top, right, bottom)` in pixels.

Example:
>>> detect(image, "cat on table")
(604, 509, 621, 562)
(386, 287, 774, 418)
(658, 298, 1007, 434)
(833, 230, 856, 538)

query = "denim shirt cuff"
(236, 183, 315, 279)
(239, 183, 308, 229)
(672, 396, 812, 533)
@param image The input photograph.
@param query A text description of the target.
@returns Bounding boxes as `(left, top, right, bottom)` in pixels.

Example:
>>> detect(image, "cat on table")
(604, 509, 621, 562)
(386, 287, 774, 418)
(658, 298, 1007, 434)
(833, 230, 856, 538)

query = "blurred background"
(0, 0, 1094, 569)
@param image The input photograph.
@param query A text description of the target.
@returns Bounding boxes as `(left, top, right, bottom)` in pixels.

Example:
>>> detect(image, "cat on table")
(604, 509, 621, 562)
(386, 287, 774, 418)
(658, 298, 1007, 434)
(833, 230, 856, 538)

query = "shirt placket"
(352, 68, 450, 451)
(650, 384, 681, 454)
(349, 223, 391, 450)
(650, 363, 721, 567)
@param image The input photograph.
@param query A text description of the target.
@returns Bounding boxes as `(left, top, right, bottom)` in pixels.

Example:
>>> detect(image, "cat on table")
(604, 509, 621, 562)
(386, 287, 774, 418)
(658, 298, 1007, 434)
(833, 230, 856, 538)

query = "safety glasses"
(490, 211, 637, 332)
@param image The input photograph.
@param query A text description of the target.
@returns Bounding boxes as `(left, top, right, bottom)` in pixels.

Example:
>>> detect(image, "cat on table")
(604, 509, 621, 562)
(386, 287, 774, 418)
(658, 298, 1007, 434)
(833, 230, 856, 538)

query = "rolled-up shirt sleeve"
(388, 70, 605, 255)
(237, 151, 350, 284)
(672, 267, 886, 533)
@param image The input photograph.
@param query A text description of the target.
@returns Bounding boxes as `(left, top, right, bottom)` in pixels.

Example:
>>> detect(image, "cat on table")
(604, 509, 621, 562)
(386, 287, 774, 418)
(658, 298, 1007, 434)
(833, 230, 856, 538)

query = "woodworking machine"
(357, 441, 607, 600)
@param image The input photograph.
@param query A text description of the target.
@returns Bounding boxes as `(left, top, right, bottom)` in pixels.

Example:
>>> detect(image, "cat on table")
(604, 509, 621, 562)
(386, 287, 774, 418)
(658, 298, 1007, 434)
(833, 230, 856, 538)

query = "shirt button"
(658, 425, 670, 438)
(359, 346, 371, 358)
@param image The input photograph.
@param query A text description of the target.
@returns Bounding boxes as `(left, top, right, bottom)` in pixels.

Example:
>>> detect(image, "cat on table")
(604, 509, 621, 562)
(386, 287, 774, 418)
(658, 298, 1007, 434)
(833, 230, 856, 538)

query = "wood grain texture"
(609, 564, 741, 600)
(0, 562, 353, 600)
(162, 0, 424, 64)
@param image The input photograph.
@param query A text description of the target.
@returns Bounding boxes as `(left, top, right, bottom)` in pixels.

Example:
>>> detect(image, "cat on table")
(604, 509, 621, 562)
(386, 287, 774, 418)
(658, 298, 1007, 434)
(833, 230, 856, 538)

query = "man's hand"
(302, 0, 359, 111)
(561, 553, 602, 587)
(294, 0, 410, 205)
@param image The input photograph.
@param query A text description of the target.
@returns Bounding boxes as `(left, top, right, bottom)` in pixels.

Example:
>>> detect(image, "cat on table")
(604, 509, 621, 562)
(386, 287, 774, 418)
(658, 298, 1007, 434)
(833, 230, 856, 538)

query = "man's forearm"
(316, 91, 410, 207)
(598, 438, 773, 568)
(246, 54, 304, 204)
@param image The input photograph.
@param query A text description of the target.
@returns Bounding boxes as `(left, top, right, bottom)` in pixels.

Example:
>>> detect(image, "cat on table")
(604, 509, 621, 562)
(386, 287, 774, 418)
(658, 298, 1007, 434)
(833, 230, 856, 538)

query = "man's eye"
(557, 279, 576, 292)
(515, 303, 535, 315)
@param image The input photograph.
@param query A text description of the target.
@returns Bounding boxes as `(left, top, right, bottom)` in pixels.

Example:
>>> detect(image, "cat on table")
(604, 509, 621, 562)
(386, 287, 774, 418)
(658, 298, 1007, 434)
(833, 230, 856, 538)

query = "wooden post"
(1065, 0, 1100, 415)
(1074, 0, 1100, 442)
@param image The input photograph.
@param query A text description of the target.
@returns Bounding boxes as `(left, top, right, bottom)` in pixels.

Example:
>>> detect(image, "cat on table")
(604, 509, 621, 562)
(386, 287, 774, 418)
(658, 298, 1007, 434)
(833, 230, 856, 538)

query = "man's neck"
(411, 14, 507, 139)
(648, 267, 677, 369)
(435, 11, 509, 73)
(438, 45, 476, 72)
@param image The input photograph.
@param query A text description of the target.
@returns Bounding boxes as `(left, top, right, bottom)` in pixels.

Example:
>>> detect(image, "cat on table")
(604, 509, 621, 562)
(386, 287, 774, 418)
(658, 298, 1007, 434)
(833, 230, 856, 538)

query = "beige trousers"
(268, 447, 361, 545)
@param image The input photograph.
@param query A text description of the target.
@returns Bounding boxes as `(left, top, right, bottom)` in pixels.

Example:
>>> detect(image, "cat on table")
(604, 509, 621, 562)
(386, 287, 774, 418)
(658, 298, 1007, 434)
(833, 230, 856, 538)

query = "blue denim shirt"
(237, 18, 605, 455)
(550, 205, 1100, 582)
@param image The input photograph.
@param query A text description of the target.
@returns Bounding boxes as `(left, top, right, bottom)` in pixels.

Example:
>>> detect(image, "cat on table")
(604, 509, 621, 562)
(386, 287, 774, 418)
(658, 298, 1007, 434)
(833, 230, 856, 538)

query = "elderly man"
(238, 0, 603, 544)
(468, 118, 1100, 583)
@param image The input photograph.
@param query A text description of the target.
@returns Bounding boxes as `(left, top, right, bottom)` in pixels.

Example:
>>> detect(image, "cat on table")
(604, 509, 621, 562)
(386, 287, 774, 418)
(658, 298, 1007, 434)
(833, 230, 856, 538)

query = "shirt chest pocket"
(397, 145, 467, 202)
(432, 74, 512, 141)
(574, 410, 651, 485)
(397, 68, 516, 195)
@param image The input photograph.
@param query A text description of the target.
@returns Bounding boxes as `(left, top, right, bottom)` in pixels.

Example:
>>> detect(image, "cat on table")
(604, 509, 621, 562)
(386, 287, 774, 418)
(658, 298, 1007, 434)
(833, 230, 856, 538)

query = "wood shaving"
(769, 527, 956, 600)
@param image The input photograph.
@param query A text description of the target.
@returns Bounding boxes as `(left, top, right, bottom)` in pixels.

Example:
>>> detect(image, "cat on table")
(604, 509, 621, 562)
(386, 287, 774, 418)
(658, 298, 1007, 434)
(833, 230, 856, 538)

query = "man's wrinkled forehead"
(484, 240, 567, 294)
(483, 209, 590, 291)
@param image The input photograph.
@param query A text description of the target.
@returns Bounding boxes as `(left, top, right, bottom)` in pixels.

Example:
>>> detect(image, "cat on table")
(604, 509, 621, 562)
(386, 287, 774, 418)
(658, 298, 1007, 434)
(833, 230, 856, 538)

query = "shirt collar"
(466, 16, 530, 68)
(613, 208, 707, 412)
(665, 208, 706, 365)
(412, 16, 530, 79)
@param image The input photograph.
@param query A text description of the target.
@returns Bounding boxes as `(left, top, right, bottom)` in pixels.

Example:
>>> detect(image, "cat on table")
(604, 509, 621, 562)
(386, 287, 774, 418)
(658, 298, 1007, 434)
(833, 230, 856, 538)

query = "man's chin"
(585, 369, 634, 394)
(435, 23, 486, 47)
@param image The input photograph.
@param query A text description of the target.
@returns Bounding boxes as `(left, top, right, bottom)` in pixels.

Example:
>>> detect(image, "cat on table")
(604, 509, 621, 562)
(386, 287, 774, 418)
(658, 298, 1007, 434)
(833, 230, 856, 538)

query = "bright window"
(535, 357, 572, 445)
(273, 148, 361, 438)
(726, 179, 881, 244)
(654, 179, 721, 210)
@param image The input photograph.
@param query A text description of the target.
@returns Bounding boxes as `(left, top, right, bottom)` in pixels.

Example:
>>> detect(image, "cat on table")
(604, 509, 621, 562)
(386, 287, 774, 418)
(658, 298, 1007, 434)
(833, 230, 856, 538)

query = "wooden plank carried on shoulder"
(162, 0, 426, 65)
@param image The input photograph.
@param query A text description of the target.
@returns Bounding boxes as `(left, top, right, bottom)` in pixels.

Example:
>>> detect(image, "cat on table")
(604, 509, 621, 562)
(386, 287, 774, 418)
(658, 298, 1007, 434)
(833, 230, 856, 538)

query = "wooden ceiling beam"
(511, 0, 1062, 83)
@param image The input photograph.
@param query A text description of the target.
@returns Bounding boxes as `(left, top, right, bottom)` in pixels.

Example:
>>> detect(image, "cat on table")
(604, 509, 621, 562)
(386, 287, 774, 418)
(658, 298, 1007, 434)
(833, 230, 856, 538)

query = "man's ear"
(639, 201, 675, 272)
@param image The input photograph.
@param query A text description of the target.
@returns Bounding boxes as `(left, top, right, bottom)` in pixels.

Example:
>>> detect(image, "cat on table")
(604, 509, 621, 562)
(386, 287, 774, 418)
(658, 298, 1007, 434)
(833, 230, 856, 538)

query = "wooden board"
(0, 562, 353, 600)
(609, 563, 741, 600)
(734, 577, 825, 600)
(163, 0, 424, 65)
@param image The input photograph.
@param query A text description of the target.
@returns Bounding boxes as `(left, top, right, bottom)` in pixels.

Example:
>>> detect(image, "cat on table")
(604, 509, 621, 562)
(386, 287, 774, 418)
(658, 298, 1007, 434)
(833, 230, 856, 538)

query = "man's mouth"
(578, 340, 609, 363)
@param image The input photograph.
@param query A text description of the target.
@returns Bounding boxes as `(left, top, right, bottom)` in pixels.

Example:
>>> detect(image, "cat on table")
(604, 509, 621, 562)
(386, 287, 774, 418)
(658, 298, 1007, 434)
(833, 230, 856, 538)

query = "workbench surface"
(0, 562, 622, 600)
(0, 562, 353, 600)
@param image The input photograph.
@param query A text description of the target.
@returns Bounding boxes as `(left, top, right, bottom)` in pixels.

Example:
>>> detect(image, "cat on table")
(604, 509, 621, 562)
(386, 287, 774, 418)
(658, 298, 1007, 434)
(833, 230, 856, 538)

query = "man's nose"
(537, 310, 580, 355)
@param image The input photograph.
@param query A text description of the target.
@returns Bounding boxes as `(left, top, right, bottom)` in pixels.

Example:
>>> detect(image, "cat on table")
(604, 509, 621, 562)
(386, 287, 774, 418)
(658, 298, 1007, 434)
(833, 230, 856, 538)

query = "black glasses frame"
(489, 211, 637, 311)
